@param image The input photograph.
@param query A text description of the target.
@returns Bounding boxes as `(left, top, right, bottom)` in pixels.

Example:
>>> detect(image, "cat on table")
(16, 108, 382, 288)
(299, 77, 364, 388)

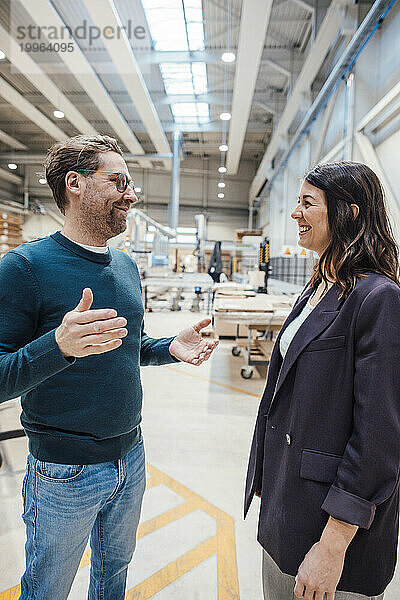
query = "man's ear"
(65, 171, 82, 197)
(351, 203, 359, 219)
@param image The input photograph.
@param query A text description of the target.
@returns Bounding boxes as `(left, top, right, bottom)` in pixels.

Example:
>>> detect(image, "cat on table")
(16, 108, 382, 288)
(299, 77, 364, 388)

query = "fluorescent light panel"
(142, 0, 205, 51)
(159, 62, 207, 96)
(171, 102, 209, 124)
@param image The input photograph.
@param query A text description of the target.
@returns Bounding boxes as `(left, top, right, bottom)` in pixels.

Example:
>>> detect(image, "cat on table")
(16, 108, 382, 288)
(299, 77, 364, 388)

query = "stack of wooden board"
(213, 282, 256, 298)
(235, 229, 262, 242)
(213, 293, 296, 337)
(214, 294, 294, 314)
(0, 212, 24, 258)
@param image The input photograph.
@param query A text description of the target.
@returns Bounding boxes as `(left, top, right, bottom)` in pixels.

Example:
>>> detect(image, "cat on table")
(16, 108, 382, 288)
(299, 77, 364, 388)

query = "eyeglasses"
(76, 170, 135, 194)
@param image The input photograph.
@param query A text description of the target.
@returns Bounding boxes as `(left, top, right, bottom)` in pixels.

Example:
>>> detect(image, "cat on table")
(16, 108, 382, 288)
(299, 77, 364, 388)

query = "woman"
(245, 161, 400, 600)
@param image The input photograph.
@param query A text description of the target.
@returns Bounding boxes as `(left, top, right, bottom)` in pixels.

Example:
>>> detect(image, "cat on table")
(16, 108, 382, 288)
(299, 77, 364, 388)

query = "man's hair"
(44, 135, 123, 214)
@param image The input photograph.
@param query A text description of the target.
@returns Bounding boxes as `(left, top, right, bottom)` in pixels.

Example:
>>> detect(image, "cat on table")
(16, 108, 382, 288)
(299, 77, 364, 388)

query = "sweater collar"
(50, 231, 112, 264)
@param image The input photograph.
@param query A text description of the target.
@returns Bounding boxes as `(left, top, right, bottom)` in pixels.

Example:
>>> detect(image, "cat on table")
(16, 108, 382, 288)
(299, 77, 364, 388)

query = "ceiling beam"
(0, 167, 23, 185)
(0, 76, 67, 140)
(290, 0, 315, 12)
(0, 129, 27, 150)
(227, 0, 274, 175)
(84, 0, 171, 164)
(136, 48, 304, 70)
(154, 91, 287, 106)
(250, 0, 352, 199)
(0, 23, 97, 136)
(19, 0, 153, 168)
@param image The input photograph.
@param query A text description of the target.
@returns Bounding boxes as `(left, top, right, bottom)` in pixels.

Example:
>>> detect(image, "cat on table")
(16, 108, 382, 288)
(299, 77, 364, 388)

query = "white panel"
(84, 0, 170, 157)
(226, 0, 273, 174)
(250, 0, 347, 199)
(0, 76, 67, 141)
(19, 0, 149, 162)
(0, 23, 97, 135)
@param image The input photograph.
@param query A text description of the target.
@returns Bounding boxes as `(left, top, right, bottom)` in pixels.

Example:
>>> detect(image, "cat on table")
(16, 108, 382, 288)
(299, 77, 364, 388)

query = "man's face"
(78, 151, 137, 240)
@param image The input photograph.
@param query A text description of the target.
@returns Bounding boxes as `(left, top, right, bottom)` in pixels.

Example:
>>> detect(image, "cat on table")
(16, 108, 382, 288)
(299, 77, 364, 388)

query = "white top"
(74, 241, 108, 254)
(279, 296, 315, 359)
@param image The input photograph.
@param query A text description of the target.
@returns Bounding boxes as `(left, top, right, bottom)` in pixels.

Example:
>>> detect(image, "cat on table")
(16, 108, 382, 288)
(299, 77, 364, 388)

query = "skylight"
(142, 0, 209, 125)
(142, 0, 205, 52)
(160, 63, 207, 96)
(171, 103, 210, 124)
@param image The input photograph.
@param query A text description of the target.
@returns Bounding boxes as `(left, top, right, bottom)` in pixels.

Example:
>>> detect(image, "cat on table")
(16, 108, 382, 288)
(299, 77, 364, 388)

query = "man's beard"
(80, 193, 127, 240)
(106, 205, 127, 237)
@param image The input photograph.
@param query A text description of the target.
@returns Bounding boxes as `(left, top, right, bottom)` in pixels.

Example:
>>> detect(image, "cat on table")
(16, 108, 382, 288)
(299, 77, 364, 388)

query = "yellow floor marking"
(0, 585, 20, 600)
(79, 494, 197, 569)
(138, 499, 197, 538)
(143, 464, 240, 600)
(1, 464, 240, 600)
(165, 365, 260, 397)
(125, 536, 218, 600)
(144, 476, 159, 490)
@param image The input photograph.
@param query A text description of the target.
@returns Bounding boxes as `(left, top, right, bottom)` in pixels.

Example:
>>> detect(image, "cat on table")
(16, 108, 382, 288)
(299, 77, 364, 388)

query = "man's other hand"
(169, 318, 219, 365)
(55, 288, 128, 358)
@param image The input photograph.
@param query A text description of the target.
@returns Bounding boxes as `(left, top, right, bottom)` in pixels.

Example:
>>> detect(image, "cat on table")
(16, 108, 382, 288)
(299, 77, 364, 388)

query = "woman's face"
(291, 180, 331, 256)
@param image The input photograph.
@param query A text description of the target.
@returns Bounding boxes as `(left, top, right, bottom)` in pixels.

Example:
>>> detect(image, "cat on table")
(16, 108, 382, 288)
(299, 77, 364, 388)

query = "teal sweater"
(0, 231, 177, 463)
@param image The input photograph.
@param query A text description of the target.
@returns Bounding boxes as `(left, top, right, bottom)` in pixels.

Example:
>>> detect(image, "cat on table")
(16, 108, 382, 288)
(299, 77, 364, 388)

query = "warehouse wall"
(257, 4, 400, 258)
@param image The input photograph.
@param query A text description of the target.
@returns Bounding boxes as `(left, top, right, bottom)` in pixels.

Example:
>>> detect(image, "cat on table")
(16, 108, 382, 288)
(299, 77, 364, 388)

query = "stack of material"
(0, 212, 24, 258)
(213, 282, 256, 298)
(213, 292, 296, 337)
(234, 229, 262, 243)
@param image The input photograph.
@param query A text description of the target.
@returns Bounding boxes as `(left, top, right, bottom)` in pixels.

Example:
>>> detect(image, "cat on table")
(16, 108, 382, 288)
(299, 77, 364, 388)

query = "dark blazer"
(244, 273, 400, 596)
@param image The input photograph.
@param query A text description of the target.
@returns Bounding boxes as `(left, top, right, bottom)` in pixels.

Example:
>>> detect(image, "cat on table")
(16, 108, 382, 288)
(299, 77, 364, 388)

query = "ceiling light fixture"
(134, 187, 142, 193)
(218, 182, 226, 188)
(53, 110, 64, 119)
(8, 163, 17, 170)
(218, 166, 227, 173)
(0, 50, 6, 60)
(219, 144, 228, 152)
(220, 112, 231, 121)
(218, 193, 225, 198)
(39, 178, 47, 184)
(221, 52, 235, 63)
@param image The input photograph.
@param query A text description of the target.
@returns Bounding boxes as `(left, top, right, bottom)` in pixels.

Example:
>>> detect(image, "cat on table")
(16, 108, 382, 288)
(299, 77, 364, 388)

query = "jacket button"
(286, 433, 291, 445)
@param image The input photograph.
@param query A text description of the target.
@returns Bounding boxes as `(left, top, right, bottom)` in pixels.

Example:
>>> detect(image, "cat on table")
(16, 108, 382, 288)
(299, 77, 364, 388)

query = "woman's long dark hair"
(304, 161, 400, 299)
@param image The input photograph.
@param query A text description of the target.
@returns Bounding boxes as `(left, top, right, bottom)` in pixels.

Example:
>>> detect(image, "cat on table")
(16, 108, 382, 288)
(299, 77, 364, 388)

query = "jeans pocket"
(21, 461, 29, 514)
(36, 460, 85, 482)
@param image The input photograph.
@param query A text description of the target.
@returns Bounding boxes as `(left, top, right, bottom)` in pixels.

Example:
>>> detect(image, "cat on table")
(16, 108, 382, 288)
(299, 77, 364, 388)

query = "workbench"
(213, 294, 295, 378)
(142, 272, 214, 312)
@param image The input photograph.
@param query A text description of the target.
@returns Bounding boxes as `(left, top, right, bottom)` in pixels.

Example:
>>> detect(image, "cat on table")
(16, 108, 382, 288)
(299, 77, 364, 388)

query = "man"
(0, 135, 218, 600)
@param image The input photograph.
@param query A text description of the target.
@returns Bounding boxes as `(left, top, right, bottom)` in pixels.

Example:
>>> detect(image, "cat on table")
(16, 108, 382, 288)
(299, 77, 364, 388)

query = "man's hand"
(55, 288, 128, 358)
(294, 540, 345, 600)
(169, 318, 219, 365)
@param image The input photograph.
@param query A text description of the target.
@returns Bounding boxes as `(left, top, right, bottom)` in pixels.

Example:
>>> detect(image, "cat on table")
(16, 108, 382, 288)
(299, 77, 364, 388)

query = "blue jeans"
(19, 437, 146, 600)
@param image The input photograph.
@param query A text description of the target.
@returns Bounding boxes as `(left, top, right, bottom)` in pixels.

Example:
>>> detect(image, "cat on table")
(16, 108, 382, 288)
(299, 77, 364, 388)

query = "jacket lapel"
(272, 283, 343, 401)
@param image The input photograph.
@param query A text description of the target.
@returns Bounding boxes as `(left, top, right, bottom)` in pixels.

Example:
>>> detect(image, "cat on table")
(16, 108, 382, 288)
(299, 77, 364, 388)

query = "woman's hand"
(294, 516, 358, 599)
(294, 540, 345, 600)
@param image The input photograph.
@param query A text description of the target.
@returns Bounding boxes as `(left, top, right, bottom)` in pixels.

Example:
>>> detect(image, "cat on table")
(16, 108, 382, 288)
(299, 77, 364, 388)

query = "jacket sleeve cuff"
(321, 485, 376, 529)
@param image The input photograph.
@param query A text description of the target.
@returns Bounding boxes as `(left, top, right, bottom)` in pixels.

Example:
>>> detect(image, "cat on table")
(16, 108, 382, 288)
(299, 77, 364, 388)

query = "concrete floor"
(0, 310, 399, 599)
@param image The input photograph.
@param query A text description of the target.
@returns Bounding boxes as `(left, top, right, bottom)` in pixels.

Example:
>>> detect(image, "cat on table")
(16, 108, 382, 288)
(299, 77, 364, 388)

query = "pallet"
(0, 212, 24, 225)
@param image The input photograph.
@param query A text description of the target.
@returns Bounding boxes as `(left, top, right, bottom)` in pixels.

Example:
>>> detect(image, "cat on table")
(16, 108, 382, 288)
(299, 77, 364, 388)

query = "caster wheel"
(241, 367, 253, 379)
(232, 346, 241, 357)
